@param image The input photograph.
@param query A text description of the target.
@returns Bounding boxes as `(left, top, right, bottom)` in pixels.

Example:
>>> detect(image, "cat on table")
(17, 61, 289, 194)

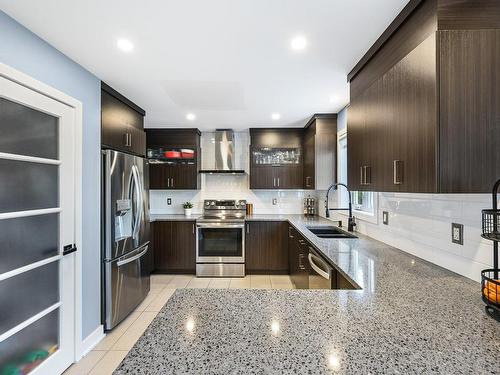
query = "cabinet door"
(149, 164, 171, 189)
(245, 222, 263, 272)
(128, 125, 146, 157)
(153, 221, 172, 272)
(264, 222, 288, 272)
(303, 128, 315, 189)
(170, 221, 196, 273)
(439, 30, 500, 193)
(275, 166, 303, 189)
(170, 164, 198, 190)
(395, 34, 436, 193)
(249, 166, 274, 189)
(101, 90, 127, 151)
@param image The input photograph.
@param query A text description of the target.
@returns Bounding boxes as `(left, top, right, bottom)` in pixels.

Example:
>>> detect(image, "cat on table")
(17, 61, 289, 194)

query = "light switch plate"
(167, 198, 172, 205)
(382, 211, 389, 225)
(451, 223, 463, 245)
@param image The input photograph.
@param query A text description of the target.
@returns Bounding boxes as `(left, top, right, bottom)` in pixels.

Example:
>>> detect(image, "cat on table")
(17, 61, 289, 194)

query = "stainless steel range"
(196, 199, 246, 277)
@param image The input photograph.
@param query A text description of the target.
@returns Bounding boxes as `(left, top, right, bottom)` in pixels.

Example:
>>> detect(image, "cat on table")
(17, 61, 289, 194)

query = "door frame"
(0, 63, 84, 362)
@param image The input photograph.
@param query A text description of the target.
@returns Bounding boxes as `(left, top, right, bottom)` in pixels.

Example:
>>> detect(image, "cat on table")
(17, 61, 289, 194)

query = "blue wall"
(0, 11, 101, 339)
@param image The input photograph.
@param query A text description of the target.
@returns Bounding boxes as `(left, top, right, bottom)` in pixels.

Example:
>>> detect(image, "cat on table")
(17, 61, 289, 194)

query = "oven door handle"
(196, 223, 245, 229)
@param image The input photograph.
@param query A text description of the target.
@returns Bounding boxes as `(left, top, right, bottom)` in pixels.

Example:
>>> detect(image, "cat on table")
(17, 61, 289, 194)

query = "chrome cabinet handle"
(288, 226, 293, 238)
(308, 252, 330, 280)
(170, 177, 174, 188)
(273, 177, 276, 187)
(360, 166, 364, 185)
(393, 160, 403, 185)
(246, 224, 250, 234)
(306, 176, 311, 187)
(364, 166, 371, 185)
(277, 178, 280, 187)
(192, 224, 195, 234)
(166, 176, 170, 188)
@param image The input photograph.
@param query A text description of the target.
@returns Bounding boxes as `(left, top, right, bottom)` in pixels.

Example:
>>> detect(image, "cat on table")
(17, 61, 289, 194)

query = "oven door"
(196, 223, 245, 263)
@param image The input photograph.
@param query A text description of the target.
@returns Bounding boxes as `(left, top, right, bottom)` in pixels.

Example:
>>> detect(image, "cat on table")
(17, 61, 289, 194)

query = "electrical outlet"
(382, 211, 389, 225)
(451, 223, 463, 245)
(272, 198, 277, 205)
(167, 198, 172, 206)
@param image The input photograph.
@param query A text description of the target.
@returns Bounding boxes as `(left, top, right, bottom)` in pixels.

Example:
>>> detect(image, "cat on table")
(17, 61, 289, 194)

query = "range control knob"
(210, 201, 215, 206)
(205, 202, 210, 206)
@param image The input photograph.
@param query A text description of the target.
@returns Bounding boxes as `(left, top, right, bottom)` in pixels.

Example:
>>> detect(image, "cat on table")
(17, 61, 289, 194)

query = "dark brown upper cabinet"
(303, 115, 337, 190)
(101, 82, 146, 157)
(347, 0, 500, 193)
(146, 129, 201, 190)
(249, 128, 303, 189)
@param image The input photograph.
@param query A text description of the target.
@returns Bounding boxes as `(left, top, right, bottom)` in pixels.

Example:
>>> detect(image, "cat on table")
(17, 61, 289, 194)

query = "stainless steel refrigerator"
(102, 150, 150, 331)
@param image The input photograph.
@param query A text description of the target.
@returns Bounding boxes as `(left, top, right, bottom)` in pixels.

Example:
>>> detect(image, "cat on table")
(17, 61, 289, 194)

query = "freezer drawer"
(103, 242, 150, 330)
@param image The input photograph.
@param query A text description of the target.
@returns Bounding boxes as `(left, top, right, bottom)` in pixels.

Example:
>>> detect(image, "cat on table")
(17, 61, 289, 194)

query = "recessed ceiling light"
(290, 35, 307, 51)
(116, 38, 134, 53)
(186, 113, 196, 121)
(329, 95, 340, 103)
(271, 113, 281, 120)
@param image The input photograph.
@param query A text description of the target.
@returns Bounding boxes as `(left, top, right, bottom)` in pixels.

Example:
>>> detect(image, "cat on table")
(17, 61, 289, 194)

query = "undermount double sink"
(306, 226, 357, 239)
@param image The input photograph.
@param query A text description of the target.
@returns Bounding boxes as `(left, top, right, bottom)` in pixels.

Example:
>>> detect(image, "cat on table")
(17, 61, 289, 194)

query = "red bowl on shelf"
(164, 150, 181, 158)
(181, 149, 195, 159)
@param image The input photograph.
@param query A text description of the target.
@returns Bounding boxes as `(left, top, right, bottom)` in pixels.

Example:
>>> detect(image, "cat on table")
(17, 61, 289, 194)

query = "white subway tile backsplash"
(322, 192, 494, 282)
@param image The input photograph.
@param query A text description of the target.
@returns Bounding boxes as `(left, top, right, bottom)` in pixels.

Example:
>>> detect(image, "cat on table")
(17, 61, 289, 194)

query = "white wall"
(150, 131, 314, 215)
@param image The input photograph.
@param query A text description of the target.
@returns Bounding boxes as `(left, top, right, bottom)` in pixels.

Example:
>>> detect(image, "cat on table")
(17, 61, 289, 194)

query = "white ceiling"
(0, 0, 408, 130)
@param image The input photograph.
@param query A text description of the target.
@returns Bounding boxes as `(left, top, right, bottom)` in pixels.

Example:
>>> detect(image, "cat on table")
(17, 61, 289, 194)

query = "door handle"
(308, 253, 330, 280)
(277, 178, 280, 187)
(273, 177, 276, 187)
(393, 160, 403, 185)
(63, 244, 77, 256)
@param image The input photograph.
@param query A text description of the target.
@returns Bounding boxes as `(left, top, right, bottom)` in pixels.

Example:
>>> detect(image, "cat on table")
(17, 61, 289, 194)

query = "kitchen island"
(116, 215, 499, 374)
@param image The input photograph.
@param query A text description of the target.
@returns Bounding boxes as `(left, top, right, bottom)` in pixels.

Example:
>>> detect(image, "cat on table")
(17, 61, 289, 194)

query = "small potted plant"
(183, 202, 193, 216)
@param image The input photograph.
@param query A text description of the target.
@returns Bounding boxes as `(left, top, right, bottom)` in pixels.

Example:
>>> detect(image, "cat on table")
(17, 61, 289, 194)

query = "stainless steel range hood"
(199, 129, 245, 174)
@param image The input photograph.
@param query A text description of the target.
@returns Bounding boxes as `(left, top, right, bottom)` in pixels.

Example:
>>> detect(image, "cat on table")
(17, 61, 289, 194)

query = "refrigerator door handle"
(131, 165, 143, 240)
(117, 244, 149, 267)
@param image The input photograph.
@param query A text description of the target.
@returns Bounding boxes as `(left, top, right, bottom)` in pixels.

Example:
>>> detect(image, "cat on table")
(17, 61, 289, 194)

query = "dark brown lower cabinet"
(288, 226, 309, 289)
(153, 220, 196, 273)
(245, 221, 288, 274)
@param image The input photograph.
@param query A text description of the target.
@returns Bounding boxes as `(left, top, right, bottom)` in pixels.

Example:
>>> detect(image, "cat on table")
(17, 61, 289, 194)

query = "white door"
(0, 74, 76, 374)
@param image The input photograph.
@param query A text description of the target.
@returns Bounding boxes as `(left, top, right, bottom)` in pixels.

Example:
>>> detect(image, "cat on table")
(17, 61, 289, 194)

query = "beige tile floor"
(64, 274, 294, 375)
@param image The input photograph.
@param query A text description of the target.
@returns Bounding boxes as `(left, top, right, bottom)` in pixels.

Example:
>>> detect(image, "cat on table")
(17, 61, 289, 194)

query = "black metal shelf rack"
(481, 178, 500, 321)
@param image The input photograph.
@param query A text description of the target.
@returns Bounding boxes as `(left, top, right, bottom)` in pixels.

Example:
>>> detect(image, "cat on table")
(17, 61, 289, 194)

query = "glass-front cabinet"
(251, 147, 301, 166)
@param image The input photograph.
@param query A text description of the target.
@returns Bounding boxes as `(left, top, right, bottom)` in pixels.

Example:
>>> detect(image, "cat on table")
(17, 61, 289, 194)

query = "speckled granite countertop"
(119, 214, 500, 374)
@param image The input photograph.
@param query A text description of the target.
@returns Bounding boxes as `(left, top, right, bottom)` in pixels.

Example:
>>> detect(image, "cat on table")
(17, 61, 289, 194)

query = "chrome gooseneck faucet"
(325, 183, 356, 232)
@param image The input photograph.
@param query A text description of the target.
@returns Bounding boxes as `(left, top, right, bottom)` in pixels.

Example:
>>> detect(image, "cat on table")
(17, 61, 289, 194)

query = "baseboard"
(77, 325, 105, 360)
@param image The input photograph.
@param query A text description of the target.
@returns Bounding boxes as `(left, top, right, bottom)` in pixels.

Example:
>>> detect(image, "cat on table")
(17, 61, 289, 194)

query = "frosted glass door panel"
(0, 97, 58, 159)
(0, 159, 58, 213)
(0, 214, 59, 274)
(0, 262, 59, 335)
(0, 309, 59, 374)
